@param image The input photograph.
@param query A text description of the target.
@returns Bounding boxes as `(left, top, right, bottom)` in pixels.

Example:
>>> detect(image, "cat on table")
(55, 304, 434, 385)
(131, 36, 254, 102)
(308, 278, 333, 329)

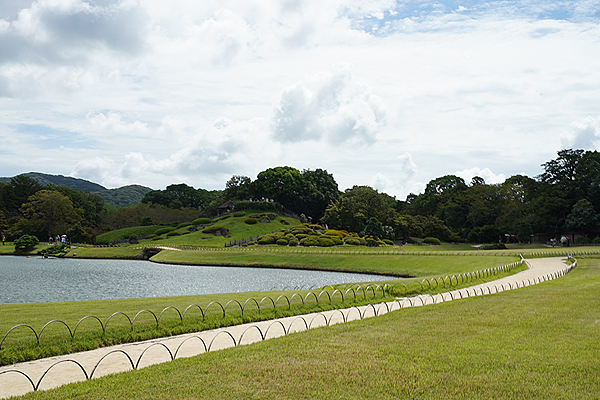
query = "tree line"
(1, 149, 599, 244)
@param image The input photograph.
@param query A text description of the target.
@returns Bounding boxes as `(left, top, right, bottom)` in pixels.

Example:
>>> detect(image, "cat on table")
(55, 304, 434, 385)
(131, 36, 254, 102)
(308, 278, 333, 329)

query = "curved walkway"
(0, 257, 573, 398)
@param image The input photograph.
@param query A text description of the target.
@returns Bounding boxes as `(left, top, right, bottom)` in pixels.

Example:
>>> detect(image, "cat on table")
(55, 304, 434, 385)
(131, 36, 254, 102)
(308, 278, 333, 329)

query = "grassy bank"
(0, 254, 523, 366)
(16, 256, 600, 399)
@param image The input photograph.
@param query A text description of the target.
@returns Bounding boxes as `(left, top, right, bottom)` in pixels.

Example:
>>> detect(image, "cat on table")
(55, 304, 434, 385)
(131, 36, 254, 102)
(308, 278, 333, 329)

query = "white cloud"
(271, 65, 388, 146)
(455, 167, 506, 185)
(561, 116, 600, 150)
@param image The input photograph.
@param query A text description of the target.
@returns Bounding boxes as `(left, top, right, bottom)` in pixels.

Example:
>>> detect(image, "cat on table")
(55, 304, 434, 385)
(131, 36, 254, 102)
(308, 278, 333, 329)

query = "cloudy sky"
(1, 0, 599, 199)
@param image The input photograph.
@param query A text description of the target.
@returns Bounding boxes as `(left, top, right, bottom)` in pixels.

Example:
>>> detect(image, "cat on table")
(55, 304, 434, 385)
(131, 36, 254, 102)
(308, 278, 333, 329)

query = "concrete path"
(0, 257, 573, 398)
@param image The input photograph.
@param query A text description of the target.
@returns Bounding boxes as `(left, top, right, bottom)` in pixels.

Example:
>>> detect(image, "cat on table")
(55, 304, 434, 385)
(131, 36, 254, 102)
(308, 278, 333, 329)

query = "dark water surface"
(0, 256, 392, 304)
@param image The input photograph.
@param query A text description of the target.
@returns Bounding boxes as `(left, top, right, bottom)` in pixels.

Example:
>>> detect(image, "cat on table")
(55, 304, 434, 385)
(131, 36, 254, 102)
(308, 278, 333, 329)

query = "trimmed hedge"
(192, 218, 212, 225)
(245, 218, 258, 225)
(202, 225, 228, 234)
(155, 227, 176, 236)
(423, 237, 441, 245)
(176, 222, 193, 229)
(233, 211, 246, 217)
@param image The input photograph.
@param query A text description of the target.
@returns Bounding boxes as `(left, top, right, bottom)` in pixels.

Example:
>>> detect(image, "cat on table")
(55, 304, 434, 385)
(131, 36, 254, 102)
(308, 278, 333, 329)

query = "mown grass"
(16, 256, 600, 400)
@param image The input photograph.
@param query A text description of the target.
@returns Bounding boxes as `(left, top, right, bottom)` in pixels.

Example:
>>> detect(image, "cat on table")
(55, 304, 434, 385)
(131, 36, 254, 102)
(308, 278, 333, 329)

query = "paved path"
(0, 257, 573, 398)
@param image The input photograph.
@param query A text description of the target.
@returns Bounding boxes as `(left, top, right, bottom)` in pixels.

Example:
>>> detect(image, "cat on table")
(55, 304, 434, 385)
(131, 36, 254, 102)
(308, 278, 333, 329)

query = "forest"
(1, 149, 599, 245)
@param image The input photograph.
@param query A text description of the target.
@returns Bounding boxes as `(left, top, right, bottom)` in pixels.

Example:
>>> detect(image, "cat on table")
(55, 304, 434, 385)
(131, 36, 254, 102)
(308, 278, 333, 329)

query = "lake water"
(0, 256, 392, 304)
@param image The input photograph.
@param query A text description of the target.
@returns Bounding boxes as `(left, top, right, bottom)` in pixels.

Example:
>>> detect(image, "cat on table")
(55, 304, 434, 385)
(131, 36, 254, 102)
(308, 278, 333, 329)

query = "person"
(1, 233, 5, 246)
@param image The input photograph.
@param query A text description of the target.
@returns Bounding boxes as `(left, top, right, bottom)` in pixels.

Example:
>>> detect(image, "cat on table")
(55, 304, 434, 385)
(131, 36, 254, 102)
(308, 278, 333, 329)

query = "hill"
(0, 172, 152, 208)
(94, 185, 153, 208)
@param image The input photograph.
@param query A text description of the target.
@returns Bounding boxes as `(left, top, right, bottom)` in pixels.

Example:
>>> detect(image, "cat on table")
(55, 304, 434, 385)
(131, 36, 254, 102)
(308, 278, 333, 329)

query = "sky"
(1, 0, 600, 200)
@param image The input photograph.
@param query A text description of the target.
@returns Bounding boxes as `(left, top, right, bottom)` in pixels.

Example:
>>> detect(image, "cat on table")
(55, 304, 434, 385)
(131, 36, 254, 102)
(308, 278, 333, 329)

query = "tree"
(14, 234, 39, 253)
(564, 199, 599, 238)
(362, 217, 384, 239)
(20, 190, 82, 238)
(302, 168, 340, 221)
(321, 186, 397, 233)
(223, 175, 251, 201)
(250, 166, 306, 213)
(141, 184, 214, 210)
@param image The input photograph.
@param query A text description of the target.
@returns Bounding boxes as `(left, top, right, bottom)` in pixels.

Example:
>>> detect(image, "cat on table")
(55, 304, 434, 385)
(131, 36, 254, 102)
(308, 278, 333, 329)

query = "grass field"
(11, 255, 599, 399)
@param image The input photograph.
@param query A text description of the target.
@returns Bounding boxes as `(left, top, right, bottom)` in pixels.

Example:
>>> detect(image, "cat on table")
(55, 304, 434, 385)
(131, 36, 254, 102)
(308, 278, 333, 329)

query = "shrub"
(152, 236, 162, 241)
(323, 235, 343, 245)
(192, 218, 212, 225)
(266, 213, 277, 220)
(38, 244, 70, 256)
(383, 239, 394, 245)
(177, 222, 193, 229)
(482, 243, 507, 250)
(593, 237, 600, 243)
(202, 225, 228, 234)
(300, 236, 321, 247)
(324, 229, 346, 238)
(344, 237, 361, 246)
(249, 214, 261, 219)
(423, 237, 441, 245)
(166, 231, 180, 237)
(219, 214, 232, 220)
(276, 238, 289, 246)
(233, 211, 246, 217)
(295, 234, 309, 240)
(14, 235, 39, 252)
(365, 237, 379, 247)
(309, 224, 324, 230)
(288, 237, 299, 246)
(258, 235, 277, 245)
(318, 237, 335, 247)
(245, 218, 258, 225)
(155, 227, 175, 236)
(291, 227, 312, 235)
(577, 237, 591, 244)
(145, 234, 157, 239)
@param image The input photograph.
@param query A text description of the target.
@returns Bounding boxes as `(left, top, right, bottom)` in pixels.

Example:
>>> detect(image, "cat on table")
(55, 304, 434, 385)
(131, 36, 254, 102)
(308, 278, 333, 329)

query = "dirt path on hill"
(0, 257, 573, 399)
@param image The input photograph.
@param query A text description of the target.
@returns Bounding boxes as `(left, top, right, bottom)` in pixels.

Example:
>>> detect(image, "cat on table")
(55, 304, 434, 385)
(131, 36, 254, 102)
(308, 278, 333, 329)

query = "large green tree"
(20, 190, 82, 238)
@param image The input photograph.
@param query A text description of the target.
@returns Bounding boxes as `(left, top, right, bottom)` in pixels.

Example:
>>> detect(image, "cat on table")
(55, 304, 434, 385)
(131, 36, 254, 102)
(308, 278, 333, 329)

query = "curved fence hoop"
(259, 297, 275, 312)
(317, 290, 332, 305)
(344, 288, 357, 301)
(308, 313, 328, 328)
(173, 335, 208, 359)
(364, 285, 378, 299)
(224, 300, 244, 316)
(182, 304, 205, 321)
(0, 369, 36, 391)
(207, 330, 237, 352)
(289, 293, 305, 307)
(344, 306, 363, 320)
(326, 309, 347, 325)
(135, 343, 174, 369)
(73, 315, 105, 338)
(330, 289, 345, 303)
(39, 320, 73, 342)
(286, 316, 309, 333)
(275, 295, 291, 310)
(376, 301, 390, 314)
(105, 311, 133, 332)
(36, 359, 89, 391)
(205, 301, 226, 319)
(158, 307, 182, 325)
(89, 349, 135, 379)
(238, 325, 265, 345)
(132, 310, 159, 329)
(360, 303, 378, 318)
(421, 279, 431, 291)
(1, 324, 39, 349)
(304, 292, 319, 306)
(263, 320, 288, 339)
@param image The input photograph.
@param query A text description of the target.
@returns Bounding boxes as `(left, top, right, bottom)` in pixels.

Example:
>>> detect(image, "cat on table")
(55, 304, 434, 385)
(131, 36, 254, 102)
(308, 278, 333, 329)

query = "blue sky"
(1, 0, 600, 198)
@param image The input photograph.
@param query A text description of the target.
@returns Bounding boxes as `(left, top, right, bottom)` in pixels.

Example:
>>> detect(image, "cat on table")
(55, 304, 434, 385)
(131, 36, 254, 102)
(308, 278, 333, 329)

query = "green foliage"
(577, 237, 591, 244)
(276, 238, 289, 246)
(95, 225, 159, 245)
(233, 211, 246, 217)
(141, 183, 215, 210)
(288, 237, 299, 246)
(245, 218, 258, 225)
(145, 234, 157, 239)
(318, 237, 335, 247)
(383, 239, 394, 245)
(365, 237, 379, 247)
(166, 231, 180, 237)
(299, 236, 321, 246)
(140, 217, 154, 226)
(482, 243, 507, 250)
(593, 237, 600, 243)
(192, 218, 212, 225)
(202, 225, 228, 234)
(177, 222, 193, 229)
(14, 234, 39, 252)
(37, 244, 70, 255)
(94, 184, 152, 209)
(258, 235, 276, 245)
(423, 237, 441, 245)
(154, 227, 176, 236)
(344, 236, 362, 246)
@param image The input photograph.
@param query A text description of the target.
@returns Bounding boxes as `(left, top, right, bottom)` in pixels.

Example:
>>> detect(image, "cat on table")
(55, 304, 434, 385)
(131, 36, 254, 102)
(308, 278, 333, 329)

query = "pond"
(0, 256, 393, 304)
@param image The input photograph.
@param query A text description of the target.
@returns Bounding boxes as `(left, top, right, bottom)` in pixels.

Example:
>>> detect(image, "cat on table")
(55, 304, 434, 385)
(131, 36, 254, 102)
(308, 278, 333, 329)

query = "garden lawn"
(14, 256, 600, 399)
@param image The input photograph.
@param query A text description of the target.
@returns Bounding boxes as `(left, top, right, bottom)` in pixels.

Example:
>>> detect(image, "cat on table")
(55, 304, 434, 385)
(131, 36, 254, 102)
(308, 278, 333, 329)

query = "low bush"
(344, 237, 361, 246)
(192, 218, 212, 225)
(233, 211, 246, 217)
(14, 235, 39, 252)
(383, 239, 394, 245)
(245, 218, 258, 225)
(249, 213, 262, 219)
(266, 213, 277, 220)
(318, 237, 335, 247)
(365, 237, 380, 247)
(202, 225, 228, 234)
(276, 238, 289, 246)
(593, 237, 600, 243)
(145, 234, 157, 239)
(258, 235, 277, 245)
(219, 214, 232, 220)
(423, 237, 441, 245)
(177, 222, 193, 229)
(482, 243, 507, 250)
(577, 237, 591, 244)
(152, 236, 162, 241)
(299, 237, 320, 247)
(38, 244, 70, 256)
(155, 227, 175, 236)
(288, 237, 299, 246)
(166, 231, 180, 237)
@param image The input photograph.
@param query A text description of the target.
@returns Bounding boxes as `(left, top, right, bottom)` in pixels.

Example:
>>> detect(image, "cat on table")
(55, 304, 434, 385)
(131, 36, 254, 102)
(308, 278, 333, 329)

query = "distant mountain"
(0, 172, 106, 192)
(0, 172, 152, 208)
(96, 185, 153, 208)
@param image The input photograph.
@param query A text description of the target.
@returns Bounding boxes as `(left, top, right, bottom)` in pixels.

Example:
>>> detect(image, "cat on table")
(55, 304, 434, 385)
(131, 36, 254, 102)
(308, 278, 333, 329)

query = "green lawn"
(14, 256, 600, 399)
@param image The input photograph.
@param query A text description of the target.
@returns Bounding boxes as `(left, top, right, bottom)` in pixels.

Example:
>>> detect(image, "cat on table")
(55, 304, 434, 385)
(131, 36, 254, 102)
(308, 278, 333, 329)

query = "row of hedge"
(256, 224, 395, 247)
